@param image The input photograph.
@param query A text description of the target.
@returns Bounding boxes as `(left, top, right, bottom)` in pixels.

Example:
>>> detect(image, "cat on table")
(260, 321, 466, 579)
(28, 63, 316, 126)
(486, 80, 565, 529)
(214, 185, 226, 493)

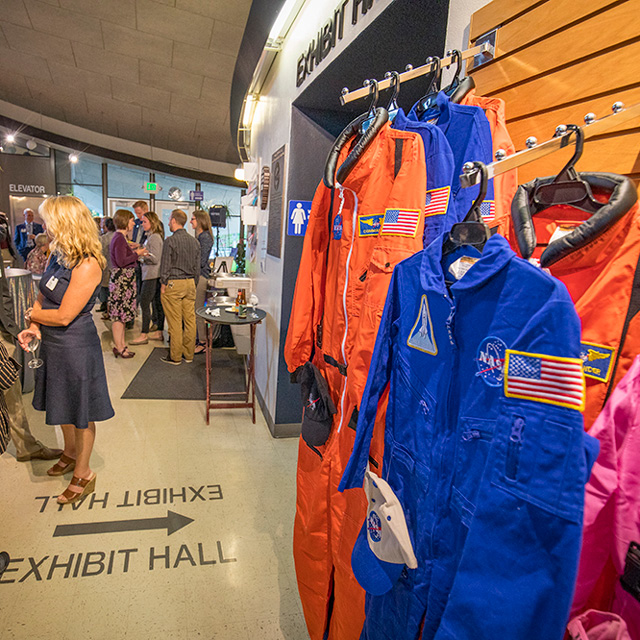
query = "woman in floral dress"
(108, 209, 147, 358)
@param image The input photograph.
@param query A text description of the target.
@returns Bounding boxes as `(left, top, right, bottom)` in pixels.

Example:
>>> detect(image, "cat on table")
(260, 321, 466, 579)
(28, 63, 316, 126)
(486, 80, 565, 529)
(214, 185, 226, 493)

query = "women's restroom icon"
(287, 200, 312, 236)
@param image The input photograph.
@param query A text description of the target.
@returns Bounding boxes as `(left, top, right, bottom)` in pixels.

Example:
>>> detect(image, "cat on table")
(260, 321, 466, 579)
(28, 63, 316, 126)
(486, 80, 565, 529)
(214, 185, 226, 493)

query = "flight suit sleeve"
(423, 129, 456, 247)
(434, 289, 600, 640)
(339, 269, 398, 492)
(284, 184, 332, 375)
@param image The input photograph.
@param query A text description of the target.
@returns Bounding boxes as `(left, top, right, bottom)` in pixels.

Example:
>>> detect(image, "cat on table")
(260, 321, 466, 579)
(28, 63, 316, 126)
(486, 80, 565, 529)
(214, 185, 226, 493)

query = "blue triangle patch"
(407, 295, 437, 355)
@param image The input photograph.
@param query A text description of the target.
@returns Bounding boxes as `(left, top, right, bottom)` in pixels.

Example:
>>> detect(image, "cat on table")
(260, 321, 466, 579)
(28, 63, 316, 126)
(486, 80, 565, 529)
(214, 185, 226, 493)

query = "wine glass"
(26, 335, 43, 369)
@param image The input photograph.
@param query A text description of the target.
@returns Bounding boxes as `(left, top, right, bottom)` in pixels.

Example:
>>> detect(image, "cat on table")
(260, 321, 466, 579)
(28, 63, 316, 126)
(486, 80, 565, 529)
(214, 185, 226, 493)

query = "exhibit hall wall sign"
(296, 0, 376, 87)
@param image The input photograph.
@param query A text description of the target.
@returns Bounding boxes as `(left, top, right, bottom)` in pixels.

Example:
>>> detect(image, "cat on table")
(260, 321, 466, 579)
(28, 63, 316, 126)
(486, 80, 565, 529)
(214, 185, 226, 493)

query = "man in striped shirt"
(159, 209, 200, 365)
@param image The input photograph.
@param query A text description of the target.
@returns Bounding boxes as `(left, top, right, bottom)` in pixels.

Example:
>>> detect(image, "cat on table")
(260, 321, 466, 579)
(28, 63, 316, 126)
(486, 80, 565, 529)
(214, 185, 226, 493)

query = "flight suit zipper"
(506, 416, 525, 481)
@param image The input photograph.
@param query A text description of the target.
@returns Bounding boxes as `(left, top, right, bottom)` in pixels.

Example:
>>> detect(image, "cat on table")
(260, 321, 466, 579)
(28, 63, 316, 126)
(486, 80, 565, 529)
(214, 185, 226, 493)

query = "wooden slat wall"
(468, 0, 640, 185)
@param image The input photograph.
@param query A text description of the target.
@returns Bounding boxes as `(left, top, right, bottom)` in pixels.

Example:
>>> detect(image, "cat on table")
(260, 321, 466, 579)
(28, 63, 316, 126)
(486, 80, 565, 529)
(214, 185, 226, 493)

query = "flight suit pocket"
(453, 417, 495, 511)
(392, 364, 436, 456)
(491, 401, 584, 524)
(363, 246, 414, 313)
(384, 444, 426, 538)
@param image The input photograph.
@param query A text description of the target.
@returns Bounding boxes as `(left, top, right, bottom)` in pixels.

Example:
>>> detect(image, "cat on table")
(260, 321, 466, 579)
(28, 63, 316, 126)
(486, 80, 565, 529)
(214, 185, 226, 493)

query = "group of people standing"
(100, 200, 214, 363)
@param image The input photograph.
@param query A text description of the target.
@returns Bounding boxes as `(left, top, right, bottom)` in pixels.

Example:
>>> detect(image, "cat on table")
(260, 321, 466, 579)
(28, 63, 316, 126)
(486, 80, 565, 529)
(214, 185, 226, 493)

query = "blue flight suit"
(408, 91, 495, 229)
(339, 234, 599, 640)
(391, 109, 456, 246)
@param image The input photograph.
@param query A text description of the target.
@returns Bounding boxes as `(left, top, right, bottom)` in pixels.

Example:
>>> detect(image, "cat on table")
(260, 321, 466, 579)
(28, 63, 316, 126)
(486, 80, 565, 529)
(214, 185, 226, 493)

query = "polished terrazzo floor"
(0, 311, 308, 640)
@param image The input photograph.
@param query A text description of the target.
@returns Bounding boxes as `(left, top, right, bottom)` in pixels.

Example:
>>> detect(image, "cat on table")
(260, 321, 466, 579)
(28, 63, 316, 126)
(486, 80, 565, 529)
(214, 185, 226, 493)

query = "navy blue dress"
(32, 255, 114, 428)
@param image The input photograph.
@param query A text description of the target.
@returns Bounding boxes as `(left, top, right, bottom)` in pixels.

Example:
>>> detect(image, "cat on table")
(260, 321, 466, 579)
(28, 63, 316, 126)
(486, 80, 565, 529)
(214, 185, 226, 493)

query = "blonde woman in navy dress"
(18, 196, 114, 504)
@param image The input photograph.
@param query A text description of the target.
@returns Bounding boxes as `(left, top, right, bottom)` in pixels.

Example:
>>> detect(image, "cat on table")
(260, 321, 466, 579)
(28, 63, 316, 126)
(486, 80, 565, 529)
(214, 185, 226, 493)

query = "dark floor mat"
(121, 347, 246, 400)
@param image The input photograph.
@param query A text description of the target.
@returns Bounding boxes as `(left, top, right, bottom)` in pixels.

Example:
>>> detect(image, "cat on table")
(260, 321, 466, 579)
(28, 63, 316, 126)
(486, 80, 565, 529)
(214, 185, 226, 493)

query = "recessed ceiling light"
(69, 153, 79, 163)
(5, 134, 15, 143)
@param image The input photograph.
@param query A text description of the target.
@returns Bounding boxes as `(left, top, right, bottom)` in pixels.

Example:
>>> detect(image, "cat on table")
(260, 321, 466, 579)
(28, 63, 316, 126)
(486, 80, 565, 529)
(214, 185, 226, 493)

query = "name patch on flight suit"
(425, 186, 450, 217)
(580, 341, 615, 383)
(407, 295, 437, 355)
(358, 214, 383, 237)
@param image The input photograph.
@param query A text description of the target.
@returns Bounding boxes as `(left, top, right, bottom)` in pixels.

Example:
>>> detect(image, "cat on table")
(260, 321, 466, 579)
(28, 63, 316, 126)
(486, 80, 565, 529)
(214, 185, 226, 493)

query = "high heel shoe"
(113, 347, 135, 358)
(57, 472, 96, 504)
(47, 453, 76, 476)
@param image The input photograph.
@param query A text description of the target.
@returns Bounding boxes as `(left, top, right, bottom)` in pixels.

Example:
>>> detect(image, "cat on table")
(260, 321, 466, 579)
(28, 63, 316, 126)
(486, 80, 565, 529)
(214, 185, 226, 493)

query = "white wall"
(442, 0, 493, 83)
(249, 0, 394, 421)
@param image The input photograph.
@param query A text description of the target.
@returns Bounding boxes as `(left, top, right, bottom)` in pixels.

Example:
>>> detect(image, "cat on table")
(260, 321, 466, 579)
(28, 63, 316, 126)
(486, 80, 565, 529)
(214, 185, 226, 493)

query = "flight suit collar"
(420, 233, 515, 294)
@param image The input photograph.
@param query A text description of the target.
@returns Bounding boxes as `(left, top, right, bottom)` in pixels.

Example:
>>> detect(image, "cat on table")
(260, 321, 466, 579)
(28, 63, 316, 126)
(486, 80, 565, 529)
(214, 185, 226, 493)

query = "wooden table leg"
(250, 323, 256, 424)
(206, 322, 212, 425)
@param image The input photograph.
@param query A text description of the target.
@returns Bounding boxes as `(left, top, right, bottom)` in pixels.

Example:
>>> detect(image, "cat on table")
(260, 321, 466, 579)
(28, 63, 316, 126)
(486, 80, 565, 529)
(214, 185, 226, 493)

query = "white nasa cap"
(351, 470, 418, 595)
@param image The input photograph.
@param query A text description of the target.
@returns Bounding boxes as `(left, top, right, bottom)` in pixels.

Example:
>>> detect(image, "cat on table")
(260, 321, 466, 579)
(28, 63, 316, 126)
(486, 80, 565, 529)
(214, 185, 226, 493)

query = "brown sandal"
(47, 453, 76, 476)
(57, 472, 96, 504)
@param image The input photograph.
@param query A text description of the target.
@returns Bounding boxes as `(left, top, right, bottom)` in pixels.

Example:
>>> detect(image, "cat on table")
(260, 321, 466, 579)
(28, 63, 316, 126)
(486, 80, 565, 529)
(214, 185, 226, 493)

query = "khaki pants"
(0, 333, 42, 458)
(161, 279, 196, 362)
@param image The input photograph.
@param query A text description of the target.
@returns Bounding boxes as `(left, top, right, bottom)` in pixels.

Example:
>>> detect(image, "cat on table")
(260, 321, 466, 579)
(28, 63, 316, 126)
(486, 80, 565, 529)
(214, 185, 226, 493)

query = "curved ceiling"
(0, 0, 252, 165)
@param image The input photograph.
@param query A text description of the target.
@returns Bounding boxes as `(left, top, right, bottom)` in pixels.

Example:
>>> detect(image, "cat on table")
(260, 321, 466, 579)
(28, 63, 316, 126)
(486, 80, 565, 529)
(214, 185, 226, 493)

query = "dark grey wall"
(274, 107, 334, 426)
(0, 152, 56, 216)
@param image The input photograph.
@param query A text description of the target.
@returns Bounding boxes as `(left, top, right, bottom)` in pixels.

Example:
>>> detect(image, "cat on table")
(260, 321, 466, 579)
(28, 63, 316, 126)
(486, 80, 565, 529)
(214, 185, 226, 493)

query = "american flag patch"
(504, 350, 585, 411)
(480, 200, 496, 223)
(425, 186, 450, 217)
(381, 208, 421, 237)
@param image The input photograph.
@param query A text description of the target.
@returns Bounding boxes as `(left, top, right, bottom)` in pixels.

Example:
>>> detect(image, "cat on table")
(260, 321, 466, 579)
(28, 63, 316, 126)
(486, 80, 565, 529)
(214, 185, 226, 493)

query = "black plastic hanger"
(323, 80, 388, 188)
(441, 50, 475, 103)
(532, 124, 604, 214)
(443, 161, 492, 256)
(450, 76, 476, 104)
(442, 50, 462, 97)
(360, 78, 380, 134)
(415, 57, 442, 115)
(385, 71, 401, 122)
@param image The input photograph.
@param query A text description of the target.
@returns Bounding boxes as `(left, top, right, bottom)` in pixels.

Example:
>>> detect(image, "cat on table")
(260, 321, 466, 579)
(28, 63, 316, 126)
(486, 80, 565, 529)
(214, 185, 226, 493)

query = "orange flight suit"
(461, 91, 518, 239)
(285, 123, 428, 639)
(512, 175, 640, 429)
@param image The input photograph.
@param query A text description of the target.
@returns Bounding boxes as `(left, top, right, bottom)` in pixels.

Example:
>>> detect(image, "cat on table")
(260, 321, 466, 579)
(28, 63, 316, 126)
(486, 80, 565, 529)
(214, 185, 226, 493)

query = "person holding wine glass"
(18, 196, 114, 505)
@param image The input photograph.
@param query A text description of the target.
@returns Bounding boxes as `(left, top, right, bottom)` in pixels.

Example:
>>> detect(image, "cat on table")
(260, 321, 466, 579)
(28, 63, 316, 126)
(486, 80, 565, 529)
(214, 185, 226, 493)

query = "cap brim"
(351, 520, 404, 596)
(300, 417, 331, 447)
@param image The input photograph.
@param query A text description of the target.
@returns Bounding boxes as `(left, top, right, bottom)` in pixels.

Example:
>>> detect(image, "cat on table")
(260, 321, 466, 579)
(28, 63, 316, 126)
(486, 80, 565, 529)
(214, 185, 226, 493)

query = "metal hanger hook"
(554, 124, 584, 182)
(364, 79, 379, 117)
(448, 50, 462, 84)
(385, 71, 400, 110)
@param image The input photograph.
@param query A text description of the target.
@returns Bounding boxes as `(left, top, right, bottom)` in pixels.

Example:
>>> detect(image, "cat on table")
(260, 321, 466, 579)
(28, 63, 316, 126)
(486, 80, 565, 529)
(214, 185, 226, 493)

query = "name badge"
(46, 276, 58, 290)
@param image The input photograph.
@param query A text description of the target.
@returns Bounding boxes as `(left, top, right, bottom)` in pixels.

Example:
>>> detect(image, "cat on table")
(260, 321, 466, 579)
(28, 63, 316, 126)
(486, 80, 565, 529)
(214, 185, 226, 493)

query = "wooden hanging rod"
(461, 101, 640, 185)
(339, 42, 495, 106)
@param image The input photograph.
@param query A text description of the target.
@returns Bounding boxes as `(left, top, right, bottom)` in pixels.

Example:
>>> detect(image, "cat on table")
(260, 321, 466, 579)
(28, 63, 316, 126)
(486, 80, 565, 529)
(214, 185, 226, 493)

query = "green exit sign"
(145, 182, 158, 192)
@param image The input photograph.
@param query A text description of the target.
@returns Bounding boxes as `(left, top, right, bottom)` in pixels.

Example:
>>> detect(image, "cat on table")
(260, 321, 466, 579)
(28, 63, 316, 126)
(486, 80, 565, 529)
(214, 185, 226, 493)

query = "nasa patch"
(367, 511, 382, 543)
(333, 213, 343, 240)
(476, 336, 507, 387)
(580, 341, 615, 383)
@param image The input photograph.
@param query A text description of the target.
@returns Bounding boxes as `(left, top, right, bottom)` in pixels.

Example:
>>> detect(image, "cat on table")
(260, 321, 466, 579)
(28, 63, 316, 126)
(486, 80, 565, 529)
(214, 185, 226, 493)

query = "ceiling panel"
(23, 0, 103, 46)
(1, 21, 76, 65)
(0, 0, 253, 163)
(58, 0, 137, 27)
